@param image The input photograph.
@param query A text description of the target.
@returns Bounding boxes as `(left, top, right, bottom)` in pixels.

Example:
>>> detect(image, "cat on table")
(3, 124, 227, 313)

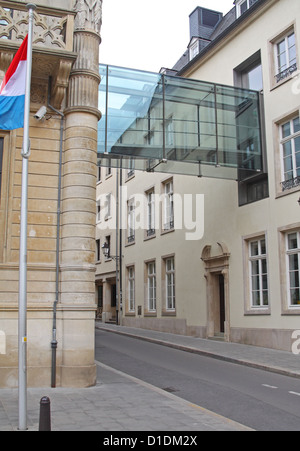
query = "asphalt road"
(95, 329, 300, 431)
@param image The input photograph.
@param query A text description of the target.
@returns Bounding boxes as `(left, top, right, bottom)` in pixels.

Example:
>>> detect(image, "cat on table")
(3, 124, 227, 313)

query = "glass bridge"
(98, 64, 263, 180)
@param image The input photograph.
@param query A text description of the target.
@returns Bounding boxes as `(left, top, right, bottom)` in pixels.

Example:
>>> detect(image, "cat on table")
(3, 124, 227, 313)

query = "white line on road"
(262, 384, 278, 389)
(289, 391, 300, 397)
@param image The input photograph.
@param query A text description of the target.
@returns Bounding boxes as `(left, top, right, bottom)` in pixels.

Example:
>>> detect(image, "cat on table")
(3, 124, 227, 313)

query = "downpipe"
(48, 86, 64, 388)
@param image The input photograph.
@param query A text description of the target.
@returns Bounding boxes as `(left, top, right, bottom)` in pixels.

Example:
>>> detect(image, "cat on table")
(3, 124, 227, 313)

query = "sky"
(100, 0, 235, 73)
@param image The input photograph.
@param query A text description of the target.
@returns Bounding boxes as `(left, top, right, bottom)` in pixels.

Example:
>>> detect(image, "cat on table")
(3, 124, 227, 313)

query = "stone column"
(59, 0, 102, 387)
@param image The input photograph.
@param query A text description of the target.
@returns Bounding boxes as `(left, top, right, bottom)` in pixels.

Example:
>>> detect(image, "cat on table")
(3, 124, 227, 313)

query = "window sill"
(276, 184, 300, 199)
(244, 308, 271, 316)
(270, 72, 297, 91)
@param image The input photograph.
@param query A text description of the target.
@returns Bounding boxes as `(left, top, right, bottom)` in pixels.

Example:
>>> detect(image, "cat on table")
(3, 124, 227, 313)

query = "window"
(104, 236, 111, 259)
(280, 116, 300, 191)
(96, 239, 101, 262)
(241, 63, 263, 91)
(147, 261, 156, 312)
(128, 266, 135, 312)
(275, 31, 297, 83)
(147, 190, 155, 237)
(127, 158, 135, 178)
(286, 232, 300, 308)
(234, 52, 263, 91)
(97, 165, 101, 183)
(127, 198, 135, 243)
(96, 200, 101, 223)
(104, 193, 112, 220)
(165, 257, 175, 310)
(189, 41, 199, 61)
(163, 180, 174, 231)
(106, 165, 112, 177)
(0, 138, 3, 201)
(166, 118, 174, 147)
(236, 0, 258, 18)
(249, 238, 269, 308)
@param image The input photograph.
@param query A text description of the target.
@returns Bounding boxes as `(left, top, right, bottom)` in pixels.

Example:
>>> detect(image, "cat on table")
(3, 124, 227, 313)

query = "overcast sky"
(100, 0, 235, 72)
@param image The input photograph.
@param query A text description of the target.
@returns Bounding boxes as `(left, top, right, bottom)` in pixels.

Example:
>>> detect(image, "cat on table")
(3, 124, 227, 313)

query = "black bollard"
(39, 396, 51, 431)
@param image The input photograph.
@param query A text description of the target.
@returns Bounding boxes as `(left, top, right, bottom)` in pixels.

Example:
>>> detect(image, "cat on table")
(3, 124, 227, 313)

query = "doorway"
(201, 243, 230, 341)
(219, 274, 225, 334)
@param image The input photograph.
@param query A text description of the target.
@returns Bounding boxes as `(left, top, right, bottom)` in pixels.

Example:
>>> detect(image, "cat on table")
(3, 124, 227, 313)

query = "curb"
(96, 323, 300, 380)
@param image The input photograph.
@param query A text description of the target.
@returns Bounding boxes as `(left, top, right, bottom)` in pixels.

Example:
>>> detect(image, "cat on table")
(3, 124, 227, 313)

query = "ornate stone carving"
(74, 0, 102, 34)
(0, 6, 71, 49)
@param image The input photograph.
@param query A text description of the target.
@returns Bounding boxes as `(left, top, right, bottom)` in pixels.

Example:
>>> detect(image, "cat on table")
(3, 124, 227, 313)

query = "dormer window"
(189, 39, 199, 61)
(236, 0, 258, 18)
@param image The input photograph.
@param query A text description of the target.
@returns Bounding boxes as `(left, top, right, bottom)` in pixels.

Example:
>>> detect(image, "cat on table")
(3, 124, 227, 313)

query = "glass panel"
(98, 65, 263, 178)
(247, 64, 263, 91)
(293, 117, 300, 134)
(282, 122, 291, 138)
(283, 140, 292, 157)
(250, 241, 259, 256)
(288, 233, 298, 250)
(289, 254, 299, 271)
(290, 288, 300, 306)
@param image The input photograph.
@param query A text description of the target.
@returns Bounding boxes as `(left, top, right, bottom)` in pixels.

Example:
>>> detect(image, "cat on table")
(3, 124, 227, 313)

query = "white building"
(96, 0, 300, 352)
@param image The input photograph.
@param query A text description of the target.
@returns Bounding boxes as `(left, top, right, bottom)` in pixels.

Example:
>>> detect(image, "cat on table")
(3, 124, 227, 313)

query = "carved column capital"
(74, 0, 103, 34)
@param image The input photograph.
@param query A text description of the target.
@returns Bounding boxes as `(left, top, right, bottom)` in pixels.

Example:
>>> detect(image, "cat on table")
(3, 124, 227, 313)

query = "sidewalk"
(0, 357, 251, 432)
(1, 324, 298, 432)
(96, 322, 300, 379)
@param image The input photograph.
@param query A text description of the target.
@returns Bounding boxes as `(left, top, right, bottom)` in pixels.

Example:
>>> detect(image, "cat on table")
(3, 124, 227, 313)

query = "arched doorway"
(201, 243, 230, 341)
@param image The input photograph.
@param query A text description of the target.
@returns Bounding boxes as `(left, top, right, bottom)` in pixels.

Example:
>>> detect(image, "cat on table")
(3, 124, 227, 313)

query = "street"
(95, 329, 300, 432)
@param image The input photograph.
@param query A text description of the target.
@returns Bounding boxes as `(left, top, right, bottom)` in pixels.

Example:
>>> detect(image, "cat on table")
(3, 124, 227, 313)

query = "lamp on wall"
(102, 242, 110, 259)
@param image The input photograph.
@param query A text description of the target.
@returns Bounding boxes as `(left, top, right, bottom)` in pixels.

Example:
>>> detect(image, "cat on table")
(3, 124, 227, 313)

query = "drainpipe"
(48, 81, 64, 388)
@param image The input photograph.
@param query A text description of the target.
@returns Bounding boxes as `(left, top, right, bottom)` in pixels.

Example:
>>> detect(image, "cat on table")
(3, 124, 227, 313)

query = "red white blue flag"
(0, 35, 28, 130)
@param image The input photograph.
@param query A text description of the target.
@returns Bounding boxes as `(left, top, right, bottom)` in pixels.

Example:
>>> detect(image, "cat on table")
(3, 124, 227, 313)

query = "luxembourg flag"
(0, 35, 28, 130)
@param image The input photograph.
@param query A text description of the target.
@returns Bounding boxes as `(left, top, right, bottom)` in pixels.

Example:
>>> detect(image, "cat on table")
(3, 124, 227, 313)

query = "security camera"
(34, 106, 47, 121)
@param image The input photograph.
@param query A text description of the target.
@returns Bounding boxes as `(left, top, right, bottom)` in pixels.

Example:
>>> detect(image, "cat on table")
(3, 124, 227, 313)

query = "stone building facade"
(0, 0, 102, 388)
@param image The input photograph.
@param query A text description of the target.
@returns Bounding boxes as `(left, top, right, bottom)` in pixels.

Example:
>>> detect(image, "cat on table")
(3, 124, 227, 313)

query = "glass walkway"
(98, 64, 263, 180)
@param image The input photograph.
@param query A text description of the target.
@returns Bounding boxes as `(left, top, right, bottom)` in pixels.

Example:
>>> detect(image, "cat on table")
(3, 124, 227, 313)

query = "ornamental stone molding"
(74, 0, 102, 34)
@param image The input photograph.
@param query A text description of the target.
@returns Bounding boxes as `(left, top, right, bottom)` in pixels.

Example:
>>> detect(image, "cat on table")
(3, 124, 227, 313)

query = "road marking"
(262, 384, 278, 389)
(289, 391, 300, 397)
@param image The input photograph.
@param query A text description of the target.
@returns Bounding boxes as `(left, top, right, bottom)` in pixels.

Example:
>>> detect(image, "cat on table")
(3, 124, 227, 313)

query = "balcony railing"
(282, 176, 300, 192)
(98, 64, 263, 180)
(275, 63, 297, 84)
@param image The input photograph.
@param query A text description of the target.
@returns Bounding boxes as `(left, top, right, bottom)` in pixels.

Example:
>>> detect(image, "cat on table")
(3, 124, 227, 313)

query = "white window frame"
(165, 257, 175, 311)
(189, 41, 199, 61)
(274, 31, 297, 78)
(147, 261, 156, 312)
(236, 0, 249, 18)
(280, 116, 300, 190)
(249, 238, 269, 308)
(147, 190, 155, 236)
(128, 266, 135, 312)
(286, 231, 300, 308)
(163, 180, 174, 231)
(105, 193, 111, 220)
(127, 198, 135, 243)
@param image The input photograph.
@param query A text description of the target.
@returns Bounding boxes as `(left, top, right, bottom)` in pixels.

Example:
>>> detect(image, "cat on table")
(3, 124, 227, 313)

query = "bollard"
(39, 397, 51, 431)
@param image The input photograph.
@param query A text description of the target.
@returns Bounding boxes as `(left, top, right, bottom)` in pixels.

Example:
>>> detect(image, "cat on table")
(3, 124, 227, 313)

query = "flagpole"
(18, 3, 36, 432)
